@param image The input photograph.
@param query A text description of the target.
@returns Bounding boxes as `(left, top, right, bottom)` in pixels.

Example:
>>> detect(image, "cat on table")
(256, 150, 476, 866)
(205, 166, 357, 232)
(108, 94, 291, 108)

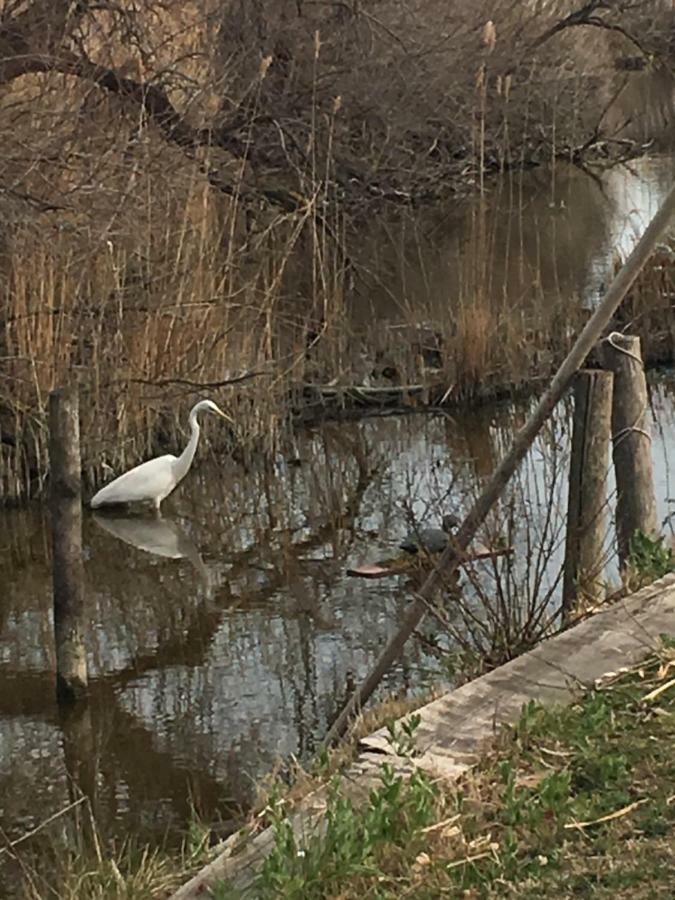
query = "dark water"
(2, 385, 675, 861)
(0, 411, 495, 853)
(357, 154, 675, 327)
(3, 147, 675, 879)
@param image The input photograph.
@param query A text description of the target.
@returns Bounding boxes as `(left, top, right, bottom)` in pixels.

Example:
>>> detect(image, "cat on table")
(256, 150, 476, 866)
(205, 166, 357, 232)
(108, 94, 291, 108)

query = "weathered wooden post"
(60, 700, 98, 840)
(600, 334, 657, 567)
(562, 370, 613, 618)
(49, 386, 89, 702)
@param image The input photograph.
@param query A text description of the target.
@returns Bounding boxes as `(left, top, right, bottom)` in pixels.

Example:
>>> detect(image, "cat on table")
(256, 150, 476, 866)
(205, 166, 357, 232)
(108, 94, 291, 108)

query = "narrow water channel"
(2, 154, 675, 879)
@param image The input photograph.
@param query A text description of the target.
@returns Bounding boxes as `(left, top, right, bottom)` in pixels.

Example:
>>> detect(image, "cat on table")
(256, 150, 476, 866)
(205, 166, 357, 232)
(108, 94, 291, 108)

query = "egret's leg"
(153, 497, 162, 518)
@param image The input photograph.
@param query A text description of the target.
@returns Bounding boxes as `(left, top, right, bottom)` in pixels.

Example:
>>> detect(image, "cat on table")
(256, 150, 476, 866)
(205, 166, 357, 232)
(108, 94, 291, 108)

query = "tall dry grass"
(0, 1, 674, 502)
(0, 185, 339, 500)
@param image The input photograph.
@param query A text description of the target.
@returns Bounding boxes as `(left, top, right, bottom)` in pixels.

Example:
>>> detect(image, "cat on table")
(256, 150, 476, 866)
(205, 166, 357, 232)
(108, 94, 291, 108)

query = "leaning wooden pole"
(562, 370, 613, 619)
(50, 386, 89, 702)
(324, 180, 675, 747)
(600, 333, 658, 567)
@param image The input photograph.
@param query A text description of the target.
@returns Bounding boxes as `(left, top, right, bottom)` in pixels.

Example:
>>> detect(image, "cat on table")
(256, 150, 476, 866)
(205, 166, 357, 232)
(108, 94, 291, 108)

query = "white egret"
(90, 399, 232, 512)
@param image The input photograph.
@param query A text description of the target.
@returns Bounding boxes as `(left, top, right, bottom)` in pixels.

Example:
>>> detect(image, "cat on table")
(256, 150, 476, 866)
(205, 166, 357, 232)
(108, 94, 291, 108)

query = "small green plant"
(498, 759, 571, 832)
(628, 530, 675, 583)
(659, 632, 675, 651)
(234, 761, 438, 898)
(385, 712, 422, 758)
(183, 804, 212, 865)
(514, 698, 545, 744)
(441, 644, 485, 683)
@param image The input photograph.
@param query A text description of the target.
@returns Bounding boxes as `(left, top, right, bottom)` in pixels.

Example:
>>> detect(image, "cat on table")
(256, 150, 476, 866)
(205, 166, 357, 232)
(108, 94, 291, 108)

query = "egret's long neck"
(174, 411, 201, 484)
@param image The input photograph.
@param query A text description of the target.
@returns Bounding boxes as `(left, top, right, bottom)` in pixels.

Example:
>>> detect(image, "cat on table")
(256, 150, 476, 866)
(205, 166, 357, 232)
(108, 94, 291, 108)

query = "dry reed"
(1, 0, 674, 502)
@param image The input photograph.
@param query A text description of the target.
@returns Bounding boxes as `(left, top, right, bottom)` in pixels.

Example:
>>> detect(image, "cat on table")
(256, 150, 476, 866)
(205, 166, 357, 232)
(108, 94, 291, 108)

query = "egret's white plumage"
(90, 399, 232, 511)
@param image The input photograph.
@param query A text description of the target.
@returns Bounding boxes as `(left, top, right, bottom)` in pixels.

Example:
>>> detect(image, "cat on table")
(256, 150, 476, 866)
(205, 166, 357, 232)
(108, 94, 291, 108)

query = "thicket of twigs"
(1, 0, 674, 501)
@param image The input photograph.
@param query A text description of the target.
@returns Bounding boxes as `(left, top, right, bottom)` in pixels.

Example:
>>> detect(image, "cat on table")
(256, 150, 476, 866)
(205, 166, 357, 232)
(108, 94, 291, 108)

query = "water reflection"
(357, 153, 675, 326)
(93, 513, 210, 584)
(2, 379, 675, 884)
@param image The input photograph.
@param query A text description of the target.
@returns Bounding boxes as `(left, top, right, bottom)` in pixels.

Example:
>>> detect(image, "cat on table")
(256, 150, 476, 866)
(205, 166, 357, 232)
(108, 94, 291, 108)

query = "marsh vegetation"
(2, 1, 675, 500)
(3, 2, 675, 895)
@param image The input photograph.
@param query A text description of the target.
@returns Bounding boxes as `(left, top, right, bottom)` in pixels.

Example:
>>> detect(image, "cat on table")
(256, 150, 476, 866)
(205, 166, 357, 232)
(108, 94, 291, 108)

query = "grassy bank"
(11, 639, 674, 899)
(221, 641, 675, 899)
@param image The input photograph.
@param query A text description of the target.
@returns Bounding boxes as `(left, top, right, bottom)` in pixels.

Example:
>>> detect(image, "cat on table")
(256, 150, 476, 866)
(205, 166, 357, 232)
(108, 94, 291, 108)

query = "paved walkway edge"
(170, 573, 675, 898)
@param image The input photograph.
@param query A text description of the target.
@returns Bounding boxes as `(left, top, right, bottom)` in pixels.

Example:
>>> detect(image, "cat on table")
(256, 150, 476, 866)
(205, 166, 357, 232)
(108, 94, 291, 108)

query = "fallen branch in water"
(302, 382, 427, 395)
(346, 543, 513, 579)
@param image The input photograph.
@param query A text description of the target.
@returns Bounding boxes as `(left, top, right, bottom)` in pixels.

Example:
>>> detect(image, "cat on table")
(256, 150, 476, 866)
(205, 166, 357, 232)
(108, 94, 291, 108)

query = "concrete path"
(170, 573, 675, 898)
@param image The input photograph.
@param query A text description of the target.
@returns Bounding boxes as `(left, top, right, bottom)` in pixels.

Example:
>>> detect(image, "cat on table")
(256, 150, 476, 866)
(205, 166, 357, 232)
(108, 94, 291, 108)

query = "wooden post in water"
(60, 701, 98, 833)
(600, 334, 657, 567)
(562, 369, 613, 619)
(49, 386, 89, 702)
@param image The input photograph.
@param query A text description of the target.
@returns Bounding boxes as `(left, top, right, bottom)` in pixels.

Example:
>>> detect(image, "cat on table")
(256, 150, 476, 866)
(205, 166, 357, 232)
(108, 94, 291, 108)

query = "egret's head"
(193, 399, 234, 424)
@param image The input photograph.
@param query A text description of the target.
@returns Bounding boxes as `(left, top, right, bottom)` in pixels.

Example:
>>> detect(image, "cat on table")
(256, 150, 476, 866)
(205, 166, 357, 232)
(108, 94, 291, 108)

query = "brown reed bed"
(1, 1, 675, 503)
(4, 188, 674, 507)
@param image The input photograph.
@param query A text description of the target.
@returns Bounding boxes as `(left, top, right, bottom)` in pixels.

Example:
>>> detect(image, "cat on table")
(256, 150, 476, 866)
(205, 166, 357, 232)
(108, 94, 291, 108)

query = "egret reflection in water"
(92, 513, 211, 585)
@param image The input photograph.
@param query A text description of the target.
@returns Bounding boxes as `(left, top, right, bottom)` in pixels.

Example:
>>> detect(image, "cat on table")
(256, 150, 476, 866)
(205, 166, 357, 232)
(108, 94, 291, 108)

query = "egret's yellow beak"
(214, 406, 234, 424)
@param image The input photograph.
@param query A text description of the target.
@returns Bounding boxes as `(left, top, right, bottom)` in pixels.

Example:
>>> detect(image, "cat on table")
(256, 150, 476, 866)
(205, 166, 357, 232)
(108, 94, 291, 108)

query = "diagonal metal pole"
(324, 179, 675, 747)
